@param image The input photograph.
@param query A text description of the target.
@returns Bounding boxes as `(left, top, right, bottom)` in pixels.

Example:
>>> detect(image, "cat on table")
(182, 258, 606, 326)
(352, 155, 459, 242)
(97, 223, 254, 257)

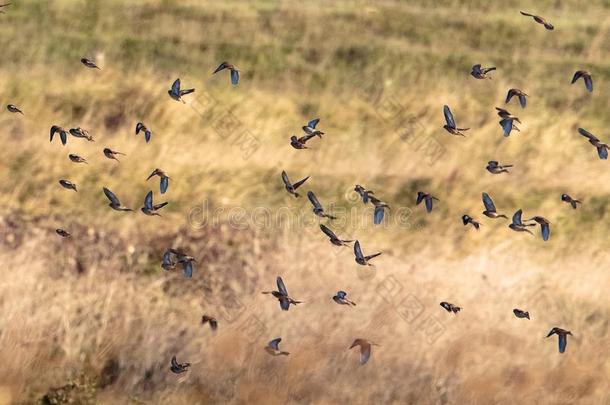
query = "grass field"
(1, 0, 610, 404)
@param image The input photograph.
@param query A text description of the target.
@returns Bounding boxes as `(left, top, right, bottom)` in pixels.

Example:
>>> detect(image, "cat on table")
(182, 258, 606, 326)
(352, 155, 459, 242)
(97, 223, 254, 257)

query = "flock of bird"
(2, 4, 595, 373)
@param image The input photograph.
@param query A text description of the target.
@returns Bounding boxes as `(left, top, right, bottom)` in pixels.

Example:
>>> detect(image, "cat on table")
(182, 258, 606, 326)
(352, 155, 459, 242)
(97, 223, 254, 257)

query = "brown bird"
(262, 276, 302, 311)
(69, 127, 95, 142)
(68, 154, 87, 164)
(561, 194, 581, 209)
(6, 104, 23, 114)
(546, 327, 572, 353)
(290, 134, 316, 149)
(265, 338, 289, 356)
(201, 315, 218, 331)
(349, 339, 379, 365)
(571, 70, 593, 92)
(440, 302, 461, 314)
(55, 229, 71, 238)
(103, 148, 124, 162)
(471, 64, 496, 79)
(81, 58, 101, 69)
(59, 180, 77, 192)
(486, 161, 512, 174)
(520, 11, 554, 30)
(50, 125, 68, 145)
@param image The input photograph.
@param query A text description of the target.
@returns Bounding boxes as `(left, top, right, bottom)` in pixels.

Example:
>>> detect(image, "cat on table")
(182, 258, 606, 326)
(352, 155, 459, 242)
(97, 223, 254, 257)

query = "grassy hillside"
(1, 0, 610, 404)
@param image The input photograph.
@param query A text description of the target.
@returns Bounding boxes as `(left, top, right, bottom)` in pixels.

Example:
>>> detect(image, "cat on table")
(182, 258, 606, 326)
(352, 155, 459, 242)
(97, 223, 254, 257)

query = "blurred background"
(1, 0, 609, 403)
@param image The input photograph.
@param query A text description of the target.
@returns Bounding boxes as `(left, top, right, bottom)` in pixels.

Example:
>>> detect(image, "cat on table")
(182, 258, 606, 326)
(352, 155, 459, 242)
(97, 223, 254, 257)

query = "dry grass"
(1, 0, 610, 404)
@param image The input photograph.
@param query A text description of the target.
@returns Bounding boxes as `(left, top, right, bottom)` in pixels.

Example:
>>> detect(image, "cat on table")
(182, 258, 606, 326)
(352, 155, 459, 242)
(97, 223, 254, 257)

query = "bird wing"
(307, 191, 322, 210)
(277, 276, 288, 296)
(337, 290, 347, 299)
(558, 334, 567, 353)
(500, 119, 514, 137)
(505, 89, 515, 104)
(443, 105, 456, 128)
(281, 170, 291, 187)
(162, 250, 174, 268)
(518, 95, 527, 108)
(512, 209, 523, 225)
(307, 118, 320, 129)
(353, 240, 364, 260)
(144, 191, 153, 210)
(230, 69, 239, 85)
(320, 224, 338, 239)
(359, 342, 372, 364)
(541, 223, 550, 241)
(171, 78, 181, 94)
(425, 196, 433, 213)
(584, 75, 593, 92)
(577, 127, 599, 142)
(171, 356, 179, 368)
(160, 177, 169, 194)
(103, 187, 121, 206)
(182, 261, 193, 278)
(136, 122, 144, 134)
(50, 126, 58, 142)
(482, 193, 496, 212)
(269, 338, 281, 350)
(416, 192, 425, 205)
(571, 71, 583, 84)
(213, 62, 228, 74)
(597, 145, 608, 160)
(292, 176, 309, 190)
(374, 205, 385, 224)
(520, 11, 533, 16)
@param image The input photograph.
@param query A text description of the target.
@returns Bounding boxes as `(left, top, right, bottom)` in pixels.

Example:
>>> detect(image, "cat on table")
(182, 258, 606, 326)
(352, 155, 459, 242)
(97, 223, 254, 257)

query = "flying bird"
(59, 180, 77, 192)
(135, 122, 152, 143)
(50, 126, 68, 145)
(307, 191, 336, 219)
(141, 191, 168, 216)
(302, 118, 324, 138)
(349, 339, 378, 365)
(440, 302, 461, 314)
(462, 215, 481, 230)
(525, 216, 550, 241)
(68, 154, 87, 164)
(55, 229, 71, 238)
(69, 127, 94, 142)
(520, 11, 554, 30)
(571, 70, 593, 92)
(147, 168, 170, 194)
(369, 196, 390, 225)
(6, 104, 23, 114)
(201, 315, 218, 331)
(333, 291, 356, 306)
(416, 191, 439, 213)
(167, 248, 196, 278)
(213, 62, 240, 86)
(354, 185, 375, 204)
(289, 134, 316, 149)
(262, 276, 302, 311)
(161, 249, 176, 271)
(561, 194, 580, 209)
(499, 117, 521, 137)
(513, 309, 530, 319)
(482, 192, 507, 219)
(103, 148, 125, 162)
(546, 327, 572, 353)
(281, 170, 309, 197)
(577, 127, 609, 159)
(102, 187, 132, 212)
(486, 161, 512, 174)
(265, 338, 290, 356)
(470, 64, 496, 79)
(443, 105, 469, 136)
(320, 224, 353, 247)
(353, 240, 381, 266)
(168, 78, 195, 103)
(81, 58, 101, 69)
(509, 209, 535, 235)
(169, 356, 190, 374)
(505, 89, 528, 108)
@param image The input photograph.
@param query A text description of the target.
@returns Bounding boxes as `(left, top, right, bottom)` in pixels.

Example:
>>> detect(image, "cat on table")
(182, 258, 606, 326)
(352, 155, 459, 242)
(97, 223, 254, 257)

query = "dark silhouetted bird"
(513, 309, 530, 319)
(509, 209, 535, 235)
(161, 249, 176, 271)
(440, 302, 461, 313)
(353, 240, 381, 266)
(561, 194, 580, 209)
(201, 315, 218, 331)
(135, 122, 152, 142)
(262, 276, 302, 311)
(281, 170, 309, 197)
(416, 191, 438, 213)
(69, 127, 94, 142)
(147, 168, 170, 194)
(505, 88, 528, 108)
(170, 356, 190, 374)
(487, 161, 512, 174)
(482, 192, 507, 219)
(349, 339, 378, 365)
(168, 78, 195, 103)
(50, 126, 68, 145)
(333, 291, 356, 306)
(302, 118, 324, 138)
(103, 148, 124, 162)
(520, 11, 554, 30)
(167, 248, 196, 278)
(68, 154, 87, 164)
(354, 185, 375, 204)
(290, 134, 316, 149)
(213, 62, 240, 85)
(546, 327, 572, 353)
(462, 215, 481, 230)
(525, 216, 550, 241)
(81, 58, 101, 69)
(55, 229, 71, 238)
(443, 105, 469, 136)
(265, 338, 290, 356)
(6, 104, 23, 114)
(59, 180, 77, 192)
(577, 127, 609, 159)
(307, 191, 336, 219)
(571, 70, 593, 92)
(102, 187, 132, 211)
(320, 224, 353, 247)
(141, 191, 168, 216)
(471, 64, 496, 79)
